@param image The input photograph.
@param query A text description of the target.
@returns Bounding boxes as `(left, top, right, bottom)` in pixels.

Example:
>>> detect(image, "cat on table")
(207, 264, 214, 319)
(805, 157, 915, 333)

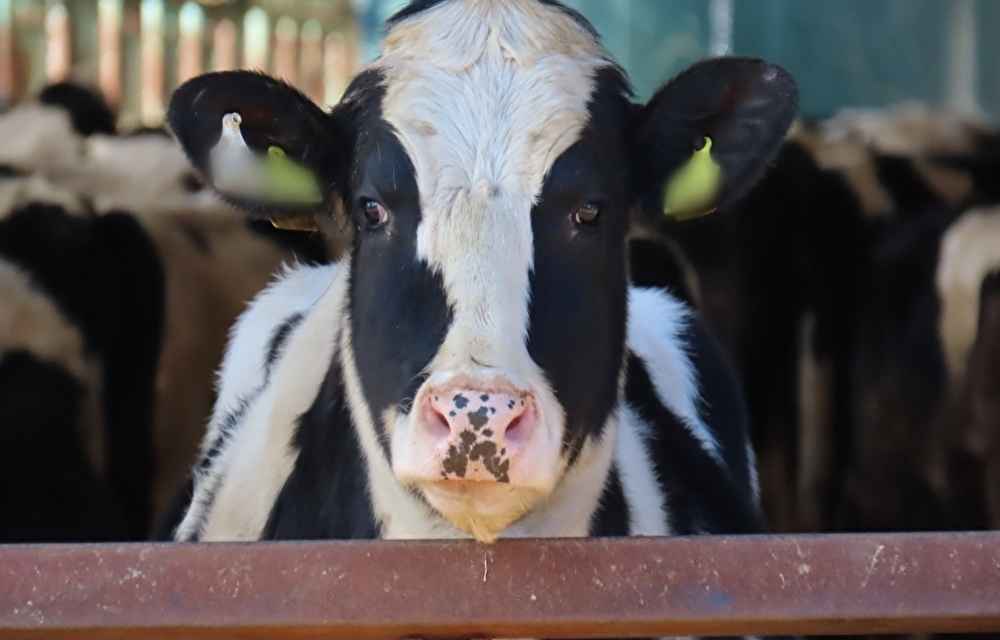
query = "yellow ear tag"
(661, 136, 722, 221)
(264, 145, 323, 205)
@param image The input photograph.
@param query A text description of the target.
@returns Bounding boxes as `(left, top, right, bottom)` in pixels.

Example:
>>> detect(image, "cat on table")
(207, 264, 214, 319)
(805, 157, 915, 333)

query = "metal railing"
(2, 532, 999, 638)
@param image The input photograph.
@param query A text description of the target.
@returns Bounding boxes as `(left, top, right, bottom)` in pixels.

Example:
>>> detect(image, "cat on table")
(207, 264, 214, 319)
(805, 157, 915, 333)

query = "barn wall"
(355, 0, 998, 120)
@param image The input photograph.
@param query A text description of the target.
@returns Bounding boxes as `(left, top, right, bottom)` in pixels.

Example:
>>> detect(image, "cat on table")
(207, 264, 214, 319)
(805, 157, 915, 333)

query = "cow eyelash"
(359, 198, 390, 229)
(572, 201, 601, 226)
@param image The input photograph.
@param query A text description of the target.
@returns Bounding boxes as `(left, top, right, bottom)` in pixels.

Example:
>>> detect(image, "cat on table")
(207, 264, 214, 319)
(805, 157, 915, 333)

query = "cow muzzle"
(392, 377, 562, 541)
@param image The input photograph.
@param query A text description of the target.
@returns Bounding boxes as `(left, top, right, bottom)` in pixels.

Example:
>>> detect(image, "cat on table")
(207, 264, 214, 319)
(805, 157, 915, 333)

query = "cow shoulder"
(174, 261, 340, 541)
(624, 286, 763, 535)
(209, 261, 337, 428)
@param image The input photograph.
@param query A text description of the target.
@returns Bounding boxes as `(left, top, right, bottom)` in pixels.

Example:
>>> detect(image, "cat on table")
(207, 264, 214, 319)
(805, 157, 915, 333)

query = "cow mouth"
(419, 479, 545, 543)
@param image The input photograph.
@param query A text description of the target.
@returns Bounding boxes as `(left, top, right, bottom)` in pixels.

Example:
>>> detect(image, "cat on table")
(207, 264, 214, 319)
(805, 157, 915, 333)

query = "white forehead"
(373, 0, 613, 215)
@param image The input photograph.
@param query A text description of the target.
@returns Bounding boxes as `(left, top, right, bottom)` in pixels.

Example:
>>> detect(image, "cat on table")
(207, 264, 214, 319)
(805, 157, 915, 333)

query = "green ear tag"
(264, 145, 323, 205)
(661, 137, 722, 221)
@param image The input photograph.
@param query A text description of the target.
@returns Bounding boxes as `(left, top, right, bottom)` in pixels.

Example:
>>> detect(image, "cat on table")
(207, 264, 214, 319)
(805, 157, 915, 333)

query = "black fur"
(873, 153, 944, 215)
(167, 71, 347, 218)
(632, 58, 798, 220)
(843, 211, 954, 531)
(527, 67, 632, 459)
(347, 122, 452, 458)
(0, 204, 164, 539)
(263, 357, 379, 539)
(625, 351, 764, 535)
(165, 7, 795, 546)
(628, 238, 697, 306)
(0, 350, 129, 542)
(589, 467, 630, 536)
(38, 81, 117, 137)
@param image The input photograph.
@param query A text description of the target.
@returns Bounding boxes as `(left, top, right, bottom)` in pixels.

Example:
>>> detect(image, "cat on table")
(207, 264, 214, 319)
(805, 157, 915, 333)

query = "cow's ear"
(167, 71, 345, 221)
(631, 57, 797, 222)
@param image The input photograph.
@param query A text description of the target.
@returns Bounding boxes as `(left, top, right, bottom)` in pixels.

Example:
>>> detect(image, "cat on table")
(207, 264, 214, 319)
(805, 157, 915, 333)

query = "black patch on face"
(347, 117, 452, 460)
(263, 357, 379, 540)
(527, 67, 632, 459)
(589, 466, 630, 537)
(0, 204, 164, 540)
(625, 352, 764, 535)
(0, 349, 130, 542)
(453, 394, 469, 409)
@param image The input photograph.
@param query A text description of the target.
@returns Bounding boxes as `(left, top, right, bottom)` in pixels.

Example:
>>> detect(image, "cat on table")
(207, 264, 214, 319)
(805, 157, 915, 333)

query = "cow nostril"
(505, 413, 527, 443)
(428, 406, 451, 439)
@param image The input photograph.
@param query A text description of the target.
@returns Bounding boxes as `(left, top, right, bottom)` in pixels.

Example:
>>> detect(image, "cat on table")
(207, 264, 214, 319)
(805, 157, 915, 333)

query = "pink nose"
(425, 388, 534, 483)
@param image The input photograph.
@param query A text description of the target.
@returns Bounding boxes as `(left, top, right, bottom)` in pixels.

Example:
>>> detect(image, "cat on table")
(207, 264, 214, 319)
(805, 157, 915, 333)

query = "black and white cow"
(0, 202, 164, 541)
(166, 0, 796, 545)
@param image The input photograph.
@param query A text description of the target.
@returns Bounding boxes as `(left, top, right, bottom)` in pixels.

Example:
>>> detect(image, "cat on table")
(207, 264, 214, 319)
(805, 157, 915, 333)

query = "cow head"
(169, 0, 796, 542)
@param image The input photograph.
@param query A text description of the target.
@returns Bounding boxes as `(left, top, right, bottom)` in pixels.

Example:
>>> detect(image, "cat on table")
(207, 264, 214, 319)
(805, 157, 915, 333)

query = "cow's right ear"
(167, 71, 346, 221)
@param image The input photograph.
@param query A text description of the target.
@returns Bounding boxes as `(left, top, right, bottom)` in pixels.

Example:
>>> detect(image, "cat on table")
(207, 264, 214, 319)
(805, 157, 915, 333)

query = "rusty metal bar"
(1, 532, 998, 639)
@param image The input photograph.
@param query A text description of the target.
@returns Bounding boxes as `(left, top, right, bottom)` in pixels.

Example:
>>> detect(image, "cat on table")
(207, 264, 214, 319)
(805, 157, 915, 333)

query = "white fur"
(0, 104, 83, 174)
(358, 0, 617, 541)
(186, 272, 724, 541)
(0, 259, 106, 475)
(180, 2, 751, 543)
(936, 206, 1000, 383)
(617, 405, 672, 535)
(627, 287, 724, 465)
(175, 262, 339, 541)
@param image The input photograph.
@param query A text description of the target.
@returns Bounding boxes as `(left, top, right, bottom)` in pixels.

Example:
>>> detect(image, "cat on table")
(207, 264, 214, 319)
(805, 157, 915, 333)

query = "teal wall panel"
(355, 0, 997, 120)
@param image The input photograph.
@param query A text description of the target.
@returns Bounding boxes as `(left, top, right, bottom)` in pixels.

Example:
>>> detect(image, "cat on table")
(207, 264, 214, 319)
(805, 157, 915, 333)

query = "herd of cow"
(1, 0, 997, 556)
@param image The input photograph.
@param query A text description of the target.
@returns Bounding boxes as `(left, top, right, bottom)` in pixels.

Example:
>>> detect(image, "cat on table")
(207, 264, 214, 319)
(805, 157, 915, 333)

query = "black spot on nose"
(448, 411, 456, 417)
(468, 406, 490, 430)
(507, 400, 515, 409)
(453, 394, 468, 409)
(480, 394, 489, 401)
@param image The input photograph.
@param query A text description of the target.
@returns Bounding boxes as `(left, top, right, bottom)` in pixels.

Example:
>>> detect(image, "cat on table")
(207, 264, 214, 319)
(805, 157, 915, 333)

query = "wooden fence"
(0, 0, 360, 127)
(2, 532, 999, 638)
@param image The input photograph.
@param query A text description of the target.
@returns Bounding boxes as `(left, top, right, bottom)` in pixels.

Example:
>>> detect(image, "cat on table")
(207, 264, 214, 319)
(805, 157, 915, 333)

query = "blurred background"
(1, 0, 996, 124)
(0, 0, 998, 547)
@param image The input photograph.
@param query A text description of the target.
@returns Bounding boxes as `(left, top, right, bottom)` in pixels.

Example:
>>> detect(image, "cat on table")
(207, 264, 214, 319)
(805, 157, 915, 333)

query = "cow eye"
(361, 199, 389, 229)
(573, 202, 601, 225)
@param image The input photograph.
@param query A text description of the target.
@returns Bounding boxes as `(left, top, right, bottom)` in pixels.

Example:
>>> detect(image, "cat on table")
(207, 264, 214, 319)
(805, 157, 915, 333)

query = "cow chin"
(418, 480, 546, 543)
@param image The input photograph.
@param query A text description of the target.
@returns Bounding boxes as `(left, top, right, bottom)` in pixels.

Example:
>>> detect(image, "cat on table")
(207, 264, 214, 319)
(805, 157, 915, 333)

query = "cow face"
(169, 0, 795, 541)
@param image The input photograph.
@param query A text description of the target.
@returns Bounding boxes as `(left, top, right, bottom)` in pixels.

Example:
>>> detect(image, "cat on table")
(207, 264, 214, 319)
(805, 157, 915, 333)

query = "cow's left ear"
(167, 71, 347, 221)
(631, 57, 797, 222)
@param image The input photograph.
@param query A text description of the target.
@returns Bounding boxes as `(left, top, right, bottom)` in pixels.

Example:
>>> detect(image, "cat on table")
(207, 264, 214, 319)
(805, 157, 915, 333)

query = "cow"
(647, 111, 1000, 533)
(163, 0, 796, 557)
(0, 81, 338, 536)
(0, 203, 164, 541)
